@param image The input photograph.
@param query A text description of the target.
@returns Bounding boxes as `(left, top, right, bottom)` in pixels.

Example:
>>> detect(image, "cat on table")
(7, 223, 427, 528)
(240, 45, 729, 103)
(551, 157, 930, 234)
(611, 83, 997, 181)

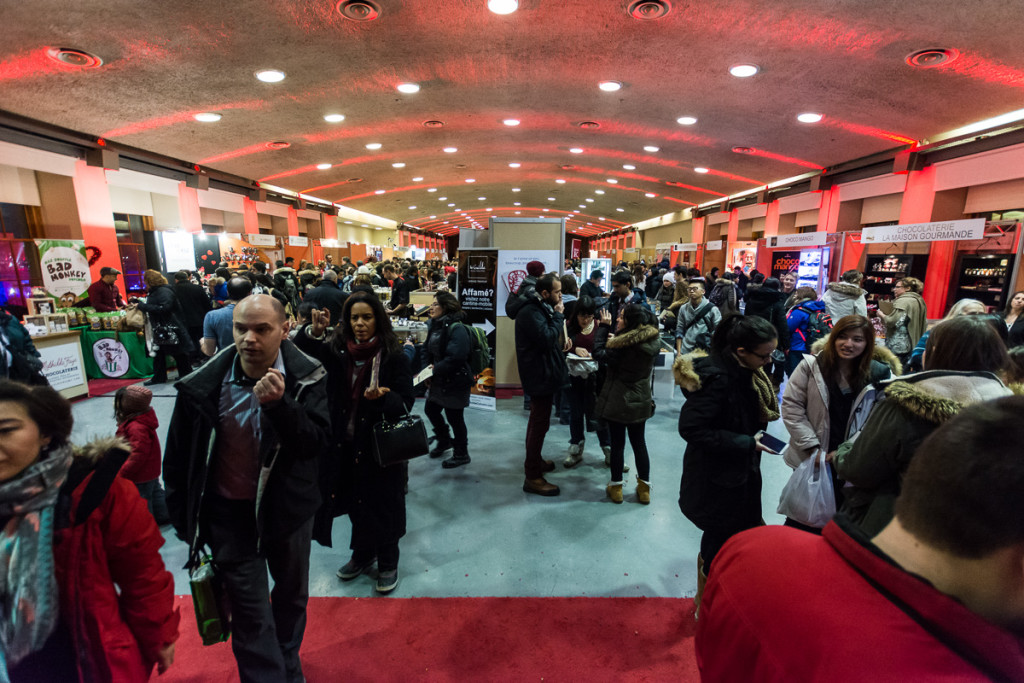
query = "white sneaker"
(564, 441, 584, 468)
(602, 446, 629, 472)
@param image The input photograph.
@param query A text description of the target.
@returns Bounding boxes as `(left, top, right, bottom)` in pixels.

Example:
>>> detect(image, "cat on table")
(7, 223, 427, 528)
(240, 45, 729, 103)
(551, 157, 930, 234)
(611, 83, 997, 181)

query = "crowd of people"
(1, 252, 1022, 681)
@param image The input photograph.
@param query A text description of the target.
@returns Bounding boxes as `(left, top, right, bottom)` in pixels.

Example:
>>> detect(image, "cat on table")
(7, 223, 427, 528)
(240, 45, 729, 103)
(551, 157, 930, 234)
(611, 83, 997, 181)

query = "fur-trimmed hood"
(673, 350, 707, 392)
(882, 371, 1011, 424)
(826, 281, 866, 299)
(72, 435, 132, 464)
(809, 338, 903, 375)
(606, 324, 659, 349)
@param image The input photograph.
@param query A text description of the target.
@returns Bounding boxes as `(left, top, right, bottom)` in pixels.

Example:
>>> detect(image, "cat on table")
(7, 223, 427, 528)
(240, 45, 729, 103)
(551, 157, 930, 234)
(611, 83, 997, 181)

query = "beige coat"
(781, 343, 902, 468)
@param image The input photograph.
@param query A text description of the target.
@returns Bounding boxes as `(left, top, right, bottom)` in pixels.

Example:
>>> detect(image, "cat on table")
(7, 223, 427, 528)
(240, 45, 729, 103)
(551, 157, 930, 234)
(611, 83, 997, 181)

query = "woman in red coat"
(0, 381, 178, 682)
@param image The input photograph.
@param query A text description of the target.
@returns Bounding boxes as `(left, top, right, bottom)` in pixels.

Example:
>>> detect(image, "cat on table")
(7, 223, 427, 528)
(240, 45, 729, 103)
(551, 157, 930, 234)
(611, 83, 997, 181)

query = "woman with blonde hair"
(131, 269, 194, 385)
(906, 298, 985, 372)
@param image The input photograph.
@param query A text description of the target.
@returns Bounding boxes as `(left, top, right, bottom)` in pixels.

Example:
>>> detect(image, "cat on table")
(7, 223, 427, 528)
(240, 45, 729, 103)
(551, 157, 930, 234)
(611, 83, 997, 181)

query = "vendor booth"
(79, 329, 154, 379)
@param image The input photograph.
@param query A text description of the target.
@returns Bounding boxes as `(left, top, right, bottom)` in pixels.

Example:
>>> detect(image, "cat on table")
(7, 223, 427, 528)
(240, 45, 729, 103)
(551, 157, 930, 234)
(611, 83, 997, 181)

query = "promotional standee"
(496, 250, 560, 316)
(35, 239, 91, 307)
(457, 249, 498, 411)
(728, 241, 758, 275)
(764, 233, 832, 293)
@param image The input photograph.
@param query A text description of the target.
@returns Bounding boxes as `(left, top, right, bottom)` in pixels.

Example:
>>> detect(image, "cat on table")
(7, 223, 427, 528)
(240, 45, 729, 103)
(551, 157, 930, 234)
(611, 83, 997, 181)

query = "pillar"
(286, 207, 300, 237)
(177, 182, 202, 233)
(323, 214, 338, 240)
(242, 197, 260, 234)
(71, 161, 124, 300)
(899, 166, 951, 316)
(763, 201, 780, 237)
(816, 186, 842, 233)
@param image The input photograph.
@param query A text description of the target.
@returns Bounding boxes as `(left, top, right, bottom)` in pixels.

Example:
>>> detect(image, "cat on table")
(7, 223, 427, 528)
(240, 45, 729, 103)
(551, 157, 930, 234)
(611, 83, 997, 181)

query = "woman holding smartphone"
(780, 315, 900, 532)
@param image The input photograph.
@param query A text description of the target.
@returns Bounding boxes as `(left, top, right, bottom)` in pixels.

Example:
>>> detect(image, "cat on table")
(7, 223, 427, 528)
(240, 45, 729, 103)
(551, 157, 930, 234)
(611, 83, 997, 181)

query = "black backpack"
(795, 305, 833, 346)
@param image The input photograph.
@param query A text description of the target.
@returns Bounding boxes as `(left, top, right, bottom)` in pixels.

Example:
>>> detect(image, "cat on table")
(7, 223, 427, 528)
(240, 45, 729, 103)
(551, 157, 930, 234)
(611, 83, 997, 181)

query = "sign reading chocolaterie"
(861, 218, 985, 244)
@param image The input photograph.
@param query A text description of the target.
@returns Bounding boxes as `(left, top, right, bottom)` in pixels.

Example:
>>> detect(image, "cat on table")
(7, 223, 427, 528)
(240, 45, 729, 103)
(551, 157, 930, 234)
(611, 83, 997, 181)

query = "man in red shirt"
(696, 396, 1024, 682)
(86, 266, 125, 311)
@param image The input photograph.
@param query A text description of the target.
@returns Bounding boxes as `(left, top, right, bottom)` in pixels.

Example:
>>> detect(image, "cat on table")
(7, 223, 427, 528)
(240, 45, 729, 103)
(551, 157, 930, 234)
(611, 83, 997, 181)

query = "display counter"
(35, 330, 89, 399)
(78, 328, 154, 379)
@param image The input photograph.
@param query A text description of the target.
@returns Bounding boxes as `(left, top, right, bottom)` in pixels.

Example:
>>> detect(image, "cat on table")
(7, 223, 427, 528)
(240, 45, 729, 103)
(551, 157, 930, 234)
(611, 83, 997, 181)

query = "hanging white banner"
(676, 242, 699, 251)
(766, 232, 828, 248)
(861, 218, 985, 244)
(287, 236, 309, 247)
(246, 234, 277, 247)
(705, 240, 724, 251)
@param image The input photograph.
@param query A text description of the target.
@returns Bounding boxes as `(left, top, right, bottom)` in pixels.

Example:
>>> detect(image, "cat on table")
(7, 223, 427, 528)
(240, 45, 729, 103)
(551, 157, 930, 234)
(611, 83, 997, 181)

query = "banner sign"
(676, 242, 699, 251)
(496, 250, 560, 317)
(288, 236, 309, 247)
(770, 250, 802, 278)
(35, 240, 90, 303)
(458, 249, 498, 411)
(861, 218, 985, 244)
(766, 232, 828, 248)
(705, 240, 724, 251)
(246, 234, 277, 247)
(570, 239, 582, 260)
(160, 231, 197, 272)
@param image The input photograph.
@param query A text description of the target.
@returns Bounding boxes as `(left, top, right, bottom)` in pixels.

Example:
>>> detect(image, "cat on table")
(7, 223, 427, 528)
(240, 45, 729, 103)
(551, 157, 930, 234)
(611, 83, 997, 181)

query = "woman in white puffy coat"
(781, 315, 900, 532)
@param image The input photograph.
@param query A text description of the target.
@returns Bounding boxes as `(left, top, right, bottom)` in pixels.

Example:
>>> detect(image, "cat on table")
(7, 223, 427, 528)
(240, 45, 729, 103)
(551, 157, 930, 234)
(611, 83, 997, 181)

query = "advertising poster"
(496, 250, 560, 317)
(728, 241, 758, 274)
(570, 238, 582, 260)
(770, 250, 801, 279)
(160, 231, 197, 272)
(457, 249, 498, 411)
(34, 240, 90, 305)
(192, 234, 222, 275)
(38, 339, 87, 390)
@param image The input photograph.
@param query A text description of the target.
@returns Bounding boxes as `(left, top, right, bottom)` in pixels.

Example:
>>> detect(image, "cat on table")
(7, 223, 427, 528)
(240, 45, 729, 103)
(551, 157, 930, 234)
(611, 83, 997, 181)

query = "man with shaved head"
(164, 294, 331, 682)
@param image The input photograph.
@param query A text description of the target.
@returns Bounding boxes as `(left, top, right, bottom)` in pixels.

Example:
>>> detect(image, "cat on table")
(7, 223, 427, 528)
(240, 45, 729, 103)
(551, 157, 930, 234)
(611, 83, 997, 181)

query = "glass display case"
(952, 254, 1015, 312)
(862, 253, 929, 305)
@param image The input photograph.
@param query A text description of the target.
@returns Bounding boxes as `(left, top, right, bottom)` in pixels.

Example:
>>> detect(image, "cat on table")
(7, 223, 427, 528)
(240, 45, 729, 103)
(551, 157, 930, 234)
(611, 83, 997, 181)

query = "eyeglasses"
(740, 347, 773, 363)
(686, 286, 703, 292)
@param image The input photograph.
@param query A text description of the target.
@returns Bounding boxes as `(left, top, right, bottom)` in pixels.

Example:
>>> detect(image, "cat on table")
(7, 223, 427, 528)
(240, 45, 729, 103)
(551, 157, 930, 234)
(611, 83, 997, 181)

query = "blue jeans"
(567, 376, 609, 447)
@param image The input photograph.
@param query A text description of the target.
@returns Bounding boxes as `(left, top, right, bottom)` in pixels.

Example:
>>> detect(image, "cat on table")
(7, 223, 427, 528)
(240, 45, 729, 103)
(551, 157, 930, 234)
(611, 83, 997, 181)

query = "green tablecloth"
(79, 329, 155, 379)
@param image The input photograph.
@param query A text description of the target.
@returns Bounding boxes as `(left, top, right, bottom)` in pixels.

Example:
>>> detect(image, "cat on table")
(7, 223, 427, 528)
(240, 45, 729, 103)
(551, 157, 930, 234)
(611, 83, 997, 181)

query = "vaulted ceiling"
(2, 0, 1022, 238)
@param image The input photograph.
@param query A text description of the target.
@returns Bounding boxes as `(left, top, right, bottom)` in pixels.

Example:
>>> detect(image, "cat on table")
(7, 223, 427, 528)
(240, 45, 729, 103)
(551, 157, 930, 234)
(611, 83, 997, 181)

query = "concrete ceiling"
(2, 0, 1022, 238)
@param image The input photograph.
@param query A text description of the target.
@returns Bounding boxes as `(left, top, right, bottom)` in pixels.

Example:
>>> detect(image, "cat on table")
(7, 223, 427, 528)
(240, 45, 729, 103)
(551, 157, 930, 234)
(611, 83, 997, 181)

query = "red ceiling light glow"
(579, 121, 601, 129)
(336, 1, 381, 21)
(46, 47, 103, 68)
(266, 141, 290, 149)
(423, 120, 445, 128)
(731, 145, 825, 170)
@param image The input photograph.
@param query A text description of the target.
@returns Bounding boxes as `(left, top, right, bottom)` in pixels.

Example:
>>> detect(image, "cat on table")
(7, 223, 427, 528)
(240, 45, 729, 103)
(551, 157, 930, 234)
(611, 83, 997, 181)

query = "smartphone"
(755, 430, 787, 455)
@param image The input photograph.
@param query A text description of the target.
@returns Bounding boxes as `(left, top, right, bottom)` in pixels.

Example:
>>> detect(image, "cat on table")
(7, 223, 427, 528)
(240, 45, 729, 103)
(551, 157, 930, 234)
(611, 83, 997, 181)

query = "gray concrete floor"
(72, 379, 794, 599)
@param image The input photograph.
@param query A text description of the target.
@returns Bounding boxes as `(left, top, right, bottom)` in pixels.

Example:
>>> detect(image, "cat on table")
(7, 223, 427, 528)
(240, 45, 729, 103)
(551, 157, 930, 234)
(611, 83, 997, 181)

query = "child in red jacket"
(115, 384, 170, 524)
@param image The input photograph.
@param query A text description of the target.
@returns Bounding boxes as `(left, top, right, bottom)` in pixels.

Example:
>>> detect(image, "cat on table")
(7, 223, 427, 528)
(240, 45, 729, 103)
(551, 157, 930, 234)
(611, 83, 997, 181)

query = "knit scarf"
(0, 444, 72, 675)
(345, 336, 383, 438)
(752, 367, 780, 423)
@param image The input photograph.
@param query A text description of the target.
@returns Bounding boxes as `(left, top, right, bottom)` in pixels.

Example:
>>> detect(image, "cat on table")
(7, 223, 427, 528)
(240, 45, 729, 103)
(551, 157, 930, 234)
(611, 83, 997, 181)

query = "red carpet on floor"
(163, 596, 699, 682)
(86, 377, 144, 397)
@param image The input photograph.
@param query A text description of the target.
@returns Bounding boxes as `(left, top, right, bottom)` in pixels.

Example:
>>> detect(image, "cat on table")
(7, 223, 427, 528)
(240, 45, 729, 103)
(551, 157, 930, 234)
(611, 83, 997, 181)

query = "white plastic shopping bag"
(777, 449, 836, 528)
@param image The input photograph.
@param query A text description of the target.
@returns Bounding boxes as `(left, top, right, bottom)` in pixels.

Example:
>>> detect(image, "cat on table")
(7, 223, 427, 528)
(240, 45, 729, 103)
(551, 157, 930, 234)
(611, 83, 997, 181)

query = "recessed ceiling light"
(729, 63, 759, 78)
(643, 145, 660, 152)
(677, 116, 698, 125)
(555, 179, 566, 184)
(412, 176, 424, 181)
(366, 142, 382, 150)
(797, 112, 823, 123)
(645, 192, 657, 198)
(344, 221, 353, 224)
(375, 189, 385, 194)
(623, 164, 636, 170)
(616, 208, 625, 212)
(408, 205, 417, 210)
(579, 204, 586, 208)
(375, 227, 383, 230)
(486, 208, 493, 211)
(595, 190, 605, 195)
(448, 203, 455, 206)
(509, 162, 521, 168)
(255, 69, 286, 83)
(573, 210, 580, 213)
(478, 197, 486, 200)
(512, 188, 521, 192)
(439, 196, 447, 200)
(316, 163, 332, 170)
(569, 148, 584, 154)
(428, 188, 437, 192)
(599, 217, 606, 221)
(396, 82, 420, 93)
(193, 112, 222, 122)
(514, 202, 521, 206)
(599, 80, 622, 92)
(443, 147, 458, 153)
(465, 178, 475, 183)
(548, 197, 556, 201)
(361, 224, 369, 227)
(430, 215, 436, 219)
(392, 162, 406, 168)
(694, 167, 709, 173)
(503, 118, 521, 126)
(543, 208, 550, 212)
(488, 0, 519, 14)
(323, 113, 346, 123)
(606, 179, 618, 184)
(586, 198, 594, 203)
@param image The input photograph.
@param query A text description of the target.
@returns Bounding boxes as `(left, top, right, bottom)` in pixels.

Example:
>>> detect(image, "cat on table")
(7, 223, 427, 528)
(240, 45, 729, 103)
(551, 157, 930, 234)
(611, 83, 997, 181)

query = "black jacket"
(1009, 316, 1024, 349)
(293, 331, 414, 547)
(743, 287, 789, 350)
(173, 282, 212, 328)
(0, 310, 46, 385)
(594, 324, 660, 424)
(581, 279, 603, 300)
(514, 296, 567, 396)
(302, 280, 349, 326)
(136, 284, 195, 354)
(163, 341, 331, 553)
(504, 275, 538, 319)
(425, 312, 472, 409)
(676, 352, 767, 531)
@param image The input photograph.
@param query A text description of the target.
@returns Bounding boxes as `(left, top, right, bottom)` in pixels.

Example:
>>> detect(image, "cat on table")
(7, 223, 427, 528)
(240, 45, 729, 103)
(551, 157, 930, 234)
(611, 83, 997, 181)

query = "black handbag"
(151, 320, 180, 347)
(372, 404, 429, 467)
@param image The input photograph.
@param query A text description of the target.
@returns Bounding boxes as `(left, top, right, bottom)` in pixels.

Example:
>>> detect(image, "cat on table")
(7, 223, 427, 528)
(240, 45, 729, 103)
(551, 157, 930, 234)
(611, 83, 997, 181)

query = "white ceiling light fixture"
(408, 205, 417, 210)
(579, 204, 586, 208)
(509, 162, 521, 168)
(439, 196, 447, 200)
(366, 142, 382, 150)
(512, 187, 521, 192)
(643, 145, 660, 152)
(645, 192, 657, 198)
(677, 116, 698, 125)
(396, 82, 420, 93)
(448, 203, 455, 206)
(316, 163, 332, 170)
(797, 112, 824, 123)
(599, 80, 622, 92)
(586, 198, 595, 203)
(374, 189, 385, 194)
(606, 178, 619, 184)
(488, 0, 519, 15)
(255, 69, 286, 83)
(465, 178, 475, 183)
(594, 189, 605, 194)
(478, 196, 486, 200)
(623, 164, 636, 170)
(375, 227, 382, 231)
(569, 147, 584, 154)
(729, 63, 760, 78)
(555, 179, 566, 184)
(514, 202, 521, 206)
(412, 176, 424, 181)
(503, 118, 521, 126)
(443, 147, 458, 153)
(392, 162, 406, 168)
(430, 215, 436, 219)
(694, 167, 709, 173)
(323, 113, 346, 123)
(428, 188, 437, 192)
(193, 112, 222, 122)
(616, 208, 625, 212)
(547, 197, 556, 201)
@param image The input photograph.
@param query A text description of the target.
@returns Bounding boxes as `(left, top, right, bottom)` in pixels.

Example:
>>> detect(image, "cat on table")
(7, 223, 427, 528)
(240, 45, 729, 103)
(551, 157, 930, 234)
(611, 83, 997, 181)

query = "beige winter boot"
(636, 478, 651, 504)
(606, 481, 624, 504)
